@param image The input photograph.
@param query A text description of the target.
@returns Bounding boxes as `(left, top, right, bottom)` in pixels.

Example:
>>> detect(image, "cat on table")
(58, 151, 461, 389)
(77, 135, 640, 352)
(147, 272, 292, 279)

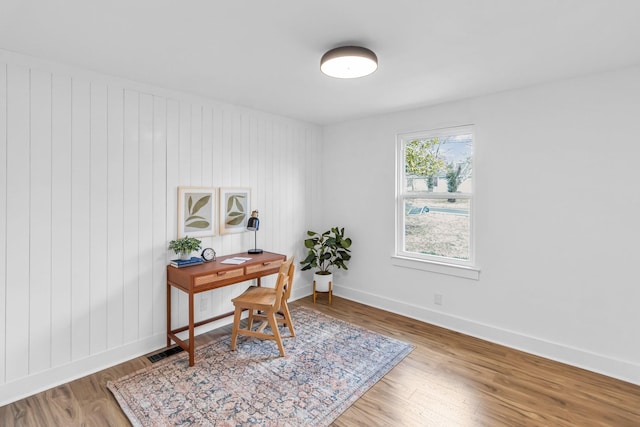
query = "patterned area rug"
(108, 306, 413, 426)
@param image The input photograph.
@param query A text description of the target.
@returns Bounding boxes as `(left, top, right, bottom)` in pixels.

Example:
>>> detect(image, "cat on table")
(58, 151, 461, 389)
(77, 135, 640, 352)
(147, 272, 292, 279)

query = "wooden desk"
(166, 251, 286, 366)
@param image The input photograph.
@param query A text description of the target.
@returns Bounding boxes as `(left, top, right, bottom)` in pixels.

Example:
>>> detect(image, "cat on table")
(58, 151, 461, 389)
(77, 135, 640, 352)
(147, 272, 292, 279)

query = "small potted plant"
(168, 236, 202, 260)
(300, 227, 352, 292)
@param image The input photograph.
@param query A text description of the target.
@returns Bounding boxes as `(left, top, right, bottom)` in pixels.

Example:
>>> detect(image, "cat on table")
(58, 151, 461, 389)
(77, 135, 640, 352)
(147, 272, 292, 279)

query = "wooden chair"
(247, 257, 296, 338)
(230, 257, 295, 356)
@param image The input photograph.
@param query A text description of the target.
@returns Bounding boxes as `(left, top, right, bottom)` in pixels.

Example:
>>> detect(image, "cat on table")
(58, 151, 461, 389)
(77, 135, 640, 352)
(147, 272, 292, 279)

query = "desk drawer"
(245, 260, 283, 275)
(194, 268, 245, 286)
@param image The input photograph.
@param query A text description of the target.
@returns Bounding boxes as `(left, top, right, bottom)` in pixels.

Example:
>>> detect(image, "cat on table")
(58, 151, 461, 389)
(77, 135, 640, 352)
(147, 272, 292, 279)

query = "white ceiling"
(2, 0, 640, 125)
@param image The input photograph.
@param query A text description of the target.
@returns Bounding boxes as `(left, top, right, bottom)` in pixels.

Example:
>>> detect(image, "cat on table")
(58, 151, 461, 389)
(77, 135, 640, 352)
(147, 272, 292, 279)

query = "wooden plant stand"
(313, 279, 332, 304)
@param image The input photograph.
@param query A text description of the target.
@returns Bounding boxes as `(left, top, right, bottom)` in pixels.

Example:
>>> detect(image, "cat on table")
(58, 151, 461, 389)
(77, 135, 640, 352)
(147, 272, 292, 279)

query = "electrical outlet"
(434, 293, 443, 306)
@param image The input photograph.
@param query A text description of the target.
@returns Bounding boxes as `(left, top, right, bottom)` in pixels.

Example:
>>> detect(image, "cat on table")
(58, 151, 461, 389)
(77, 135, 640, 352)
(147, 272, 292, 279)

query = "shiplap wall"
(0, 51, 322, 404)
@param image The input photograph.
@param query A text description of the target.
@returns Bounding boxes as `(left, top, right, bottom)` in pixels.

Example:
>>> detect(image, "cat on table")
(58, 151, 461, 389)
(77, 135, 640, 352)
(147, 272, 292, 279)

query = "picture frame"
(177, 187, 217, 238)
(219, 187, 251, 234)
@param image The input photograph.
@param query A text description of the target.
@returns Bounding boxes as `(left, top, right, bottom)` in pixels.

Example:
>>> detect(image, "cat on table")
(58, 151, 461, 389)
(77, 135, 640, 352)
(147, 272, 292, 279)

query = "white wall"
(322, 65, 640, 385)
(0, 50, 322, 405)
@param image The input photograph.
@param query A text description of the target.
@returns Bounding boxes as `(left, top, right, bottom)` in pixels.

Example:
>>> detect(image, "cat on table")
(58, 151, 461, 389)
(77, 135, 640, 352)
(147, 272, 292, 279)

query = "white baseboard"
(0, 333, 167, 406)
(0, 284, 317, 406)
(333, 285, 640, 386)
(6, 281, 634, 408)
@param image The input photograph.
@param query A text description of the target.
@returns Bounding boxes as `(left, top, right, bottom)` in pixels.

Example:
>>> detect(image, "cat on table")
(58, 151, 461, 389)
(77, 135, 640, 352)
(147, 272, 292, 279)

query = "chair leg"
(280, 301, 295, 337)
(247, 308, 255, 330)
(230, 306, 242, 351)
(267, 311, 285, 357)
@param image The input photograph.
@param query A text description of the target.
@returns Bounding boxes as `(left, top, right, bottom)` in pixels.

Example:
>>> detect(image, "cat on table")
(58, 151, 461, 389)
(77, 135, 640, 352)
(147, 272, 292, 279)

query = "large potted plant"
(168, 236, 202, 260)
(300, 227, 352, 292)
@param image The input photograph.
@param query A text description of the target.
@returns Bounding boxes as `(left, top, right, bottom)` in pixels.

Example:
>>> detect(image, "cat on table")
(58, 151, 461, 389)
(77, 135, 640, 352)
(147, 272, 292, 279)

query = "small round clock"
(201, 247, 216, 262)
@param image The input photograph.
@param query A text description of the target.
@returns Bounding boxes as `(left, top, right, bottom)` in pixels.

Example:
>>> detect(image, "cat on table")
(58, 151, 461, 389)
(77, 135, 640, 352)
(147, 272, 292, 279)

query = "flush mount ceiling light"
(320, 46, 378, 79)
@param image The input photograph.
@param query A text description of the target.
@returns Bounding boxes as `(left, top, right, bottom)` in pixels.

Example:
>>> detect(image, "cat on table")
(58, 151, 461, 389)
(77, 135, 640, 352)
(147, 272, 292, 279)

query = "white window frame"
(394, 125, 479, 279)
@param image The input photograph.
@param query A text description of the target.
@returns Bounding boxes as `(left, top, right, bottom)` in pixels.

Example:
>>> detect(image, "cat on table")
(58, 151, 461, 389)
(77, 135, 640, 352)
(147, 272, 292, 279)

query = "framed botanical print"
(177, 187, 217, 238)
(219, 187, 251, 234)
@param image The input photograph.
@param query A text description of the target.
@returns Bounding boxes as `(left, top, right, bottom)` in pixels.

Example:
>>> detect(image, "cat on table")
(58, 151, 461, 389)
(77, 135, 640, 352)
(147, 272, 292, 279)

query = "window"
(396, 125, 476, 271)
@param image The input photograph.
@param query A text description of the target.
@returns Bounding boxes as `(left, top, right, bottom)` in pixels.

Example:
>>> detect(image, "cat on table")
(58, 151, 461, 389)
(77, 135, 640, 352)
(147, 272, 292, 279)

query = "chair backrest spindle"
(274, 257, 294, 309)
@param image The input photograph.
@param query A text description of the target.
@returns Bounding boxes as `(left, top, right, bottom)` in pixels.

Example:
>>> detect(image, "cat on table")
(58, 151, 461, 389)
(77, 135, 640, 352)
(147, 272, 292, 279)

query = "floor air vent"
(147, 346, 184, 363)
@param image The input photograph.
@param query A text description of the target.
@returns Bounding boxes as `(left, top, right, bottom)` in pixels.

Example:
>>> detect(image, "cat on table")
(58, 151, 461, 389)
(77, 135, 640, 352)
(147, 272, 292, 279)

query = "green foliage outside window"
(405, 138, 445, 191)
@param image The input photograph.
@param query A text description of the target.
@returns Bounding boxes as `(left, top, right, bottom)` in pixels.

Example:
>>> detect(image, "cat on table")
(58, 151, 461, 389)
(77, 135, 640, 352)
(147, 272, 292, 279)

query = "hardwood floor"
(1, 296, 639, 426)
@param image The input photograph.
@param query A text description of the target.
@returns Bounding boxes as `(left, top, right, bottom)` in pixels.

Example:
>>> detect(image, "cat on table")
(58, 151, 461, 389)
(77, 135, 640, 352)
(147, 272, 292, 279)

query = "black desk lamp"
(247, 210, 263, 254)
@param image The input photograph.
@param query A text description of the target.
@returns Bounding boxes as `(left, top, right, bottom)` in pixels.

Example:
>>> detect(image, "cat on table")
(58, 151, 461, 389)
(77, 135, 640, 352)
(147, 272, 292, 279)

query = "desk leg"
(188, 292, 195, 366)
(166, 283, 172, 347)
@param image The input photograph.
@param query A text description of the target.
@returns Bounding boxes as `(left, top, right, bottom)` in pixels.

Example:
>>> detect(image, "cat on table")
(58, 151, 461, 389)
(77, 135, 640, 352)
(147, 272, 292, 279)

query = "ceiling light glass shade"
(320, 46, 378, 79)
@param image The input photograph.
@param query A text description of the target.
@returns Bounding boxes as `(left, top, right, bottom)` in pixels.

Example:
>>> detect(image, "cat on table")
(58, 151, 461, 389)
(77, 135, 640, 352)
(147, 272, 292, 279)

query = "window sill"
(391, 255, 480, 280)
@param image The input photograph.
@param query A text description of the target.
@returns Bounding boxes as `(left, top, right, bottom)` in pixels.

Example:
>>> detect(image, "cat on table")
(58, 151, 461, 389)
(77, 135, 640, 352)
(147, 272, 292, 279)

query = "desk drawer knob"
(217, 271, 226, 276)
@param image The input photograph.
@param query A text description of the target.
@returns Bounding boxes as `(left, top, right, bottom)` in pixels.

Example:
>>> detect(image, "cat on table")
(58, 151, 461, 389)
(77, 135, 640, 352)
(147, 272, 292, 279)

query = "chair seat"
(237, 286, 295, 335)
(232, 286, 277, 308)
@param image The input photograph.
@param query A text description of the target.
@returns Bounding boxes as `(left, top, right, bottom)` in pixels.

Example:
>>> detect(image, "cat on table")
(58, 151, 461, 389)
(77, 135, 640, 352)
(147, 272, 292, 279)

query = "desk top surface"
(170, 250, 284, 272)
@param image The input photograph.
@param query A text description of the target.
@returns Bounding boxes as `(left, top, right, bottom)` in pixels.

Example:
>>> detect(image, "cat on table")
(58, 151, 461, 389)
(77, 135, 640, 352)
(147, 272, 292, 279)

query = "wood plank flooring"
(1, 296, 639, 426)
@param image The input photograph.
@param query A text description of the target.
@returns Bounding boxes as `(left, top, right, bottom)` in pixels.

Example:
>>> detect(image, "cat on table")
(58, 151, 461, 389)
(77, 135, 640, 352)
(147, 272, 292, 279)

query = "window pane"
(404, 134, 472, 194)
(403, 198, 470, 261)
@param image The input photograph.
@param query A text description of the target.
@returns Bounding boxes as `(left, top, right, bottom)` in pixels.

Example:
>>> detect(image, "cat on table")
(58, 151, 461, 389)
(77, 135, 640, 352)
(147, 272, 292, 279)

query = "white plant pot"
(180, 252, 191, 260)
(314, 272, 333, 292)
